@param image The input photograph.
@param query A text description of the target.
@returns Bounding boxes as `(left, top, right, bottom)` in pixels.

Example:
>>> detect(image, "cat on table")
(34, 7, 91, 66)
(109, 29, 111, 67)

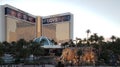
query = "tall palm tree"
(86, 29, 91, 40)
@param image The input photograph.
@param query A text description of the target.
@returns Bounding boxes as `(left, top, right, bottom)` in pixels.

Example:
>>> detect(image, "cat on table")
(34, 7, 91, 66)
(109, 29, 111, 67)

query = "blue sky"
(1, 0, 120, 39)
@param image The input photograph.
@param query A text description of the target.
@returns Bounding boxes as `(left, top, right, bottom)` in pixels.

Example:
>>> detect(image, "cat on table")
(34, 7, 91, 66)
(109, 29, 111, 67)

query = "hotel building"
(0, 4, 36, 42)
(0, 4, 73, 43)
(41, 13, 73, 43)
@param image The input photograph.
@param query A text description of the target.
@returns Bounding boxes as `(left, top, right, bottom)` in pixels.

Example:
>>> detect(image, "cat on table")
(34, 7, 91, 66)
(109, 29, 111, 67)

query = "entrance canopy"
(34, 36, 62, 48)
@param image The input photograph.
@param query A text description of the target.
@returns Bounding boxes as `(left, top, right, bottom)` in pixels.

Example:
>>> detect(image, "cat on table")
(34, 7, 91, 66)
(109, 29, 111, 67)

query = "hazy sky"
(1, 0, 120, 39)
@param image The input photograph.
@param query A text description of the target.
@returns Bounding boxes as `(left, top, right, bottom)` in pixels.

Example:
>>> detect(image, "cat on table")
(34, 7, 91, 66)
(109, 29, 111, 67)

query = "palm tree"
(116, 38, 120, 43)
(10, 41, 17, 56)
(86, 29, 91, 40)
(16, 39, 29, 63)
(110, 35, 116, 42)
(19, 47, 30, 62)
(17, 39, 28, 48)
(76, 38, 82, 47)
(93, 33, 99, 43)
(83, 38, 87, 44)
(2, 41, 11, 54)
(33, 46, 44, 57)
(30, 42, 45, 63)
(98, 36, 104, 44)
(88, 35, 94, 44)
(0, 42, 4, 64)
(76, 37, 81, 44)
(0, 42, 4, 57)
(68, 39, 75, 47)
(61, 42, 68, 48)
(10, 41, 20, 63)
(51, 39, 57, 45)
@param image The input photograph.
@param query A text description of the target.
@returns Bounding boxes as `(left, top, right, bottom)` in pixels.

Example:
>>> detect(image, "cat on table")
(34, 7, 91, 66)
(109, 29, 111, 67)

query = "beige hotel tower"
(0, 4, 73, 43)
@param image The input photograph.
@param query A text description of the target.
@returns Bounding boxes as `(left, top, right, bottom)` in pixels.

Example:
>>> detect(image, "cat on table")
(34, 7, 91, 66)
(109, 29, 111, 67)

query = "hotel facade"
(0, 4, 73, 43)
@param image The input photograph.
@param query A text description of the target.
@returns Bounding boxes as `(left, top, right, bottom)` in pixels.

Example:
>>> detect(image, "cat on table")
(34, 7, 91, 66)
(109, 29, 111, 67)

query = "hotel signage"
(5, 7, 35, 23)
(42, 15, 71, 24)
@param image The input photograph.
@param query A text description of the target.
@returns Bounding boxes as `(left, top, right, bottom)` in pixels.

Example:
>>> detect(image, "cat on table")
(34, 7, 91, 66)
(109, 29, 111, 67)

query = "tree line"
(0, 39, 45, 64)
(61, 29, 120, 65)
